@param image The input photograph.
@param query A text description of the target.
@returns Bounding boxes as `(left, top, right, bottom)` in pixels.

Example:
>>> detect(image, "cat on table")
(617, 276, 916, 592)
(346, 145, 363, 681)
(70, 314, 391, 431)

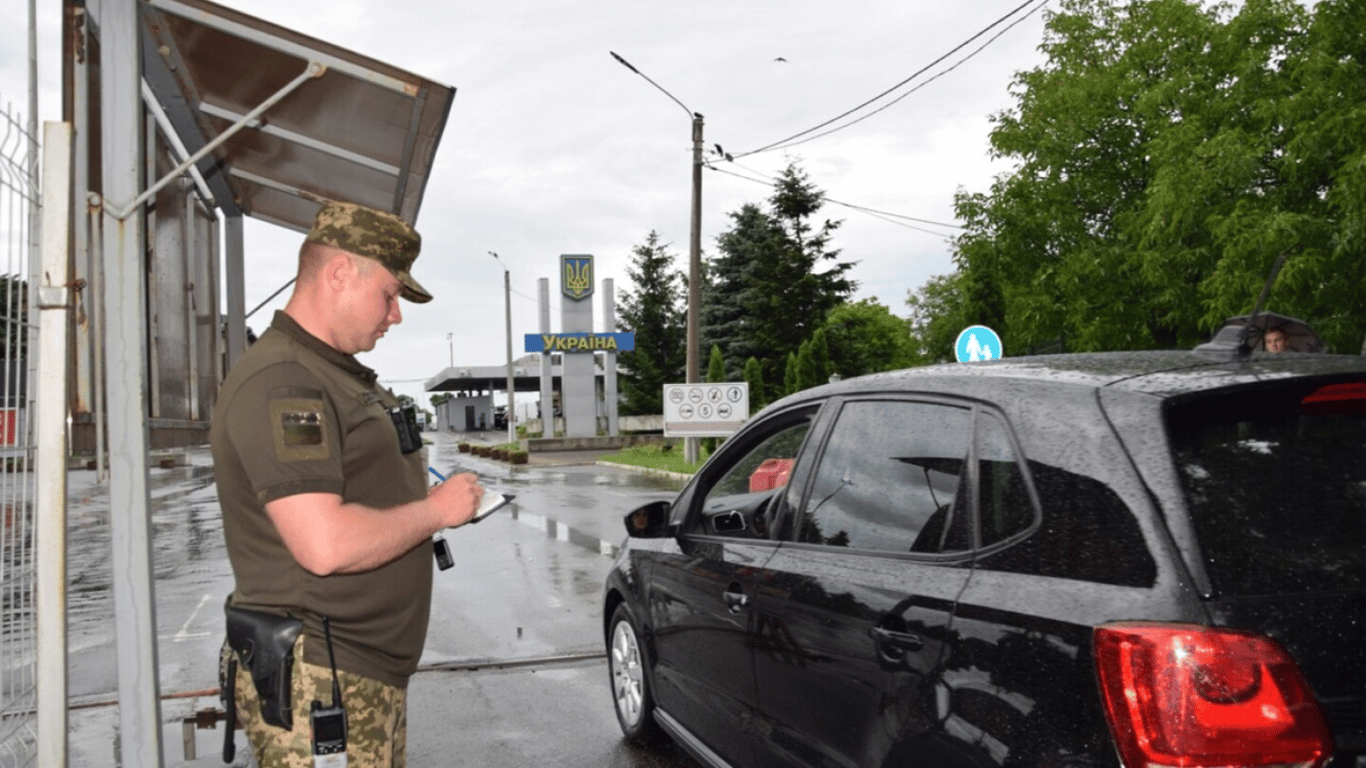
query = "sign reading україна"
(525, 333, 635, 353)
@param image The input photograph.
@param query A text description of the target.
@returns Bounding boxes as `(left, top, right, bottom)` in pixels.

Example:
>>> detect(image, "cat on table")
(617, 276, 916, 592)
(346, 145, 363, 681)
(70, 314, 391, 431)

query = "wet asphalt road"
(64, 432, 702, 768)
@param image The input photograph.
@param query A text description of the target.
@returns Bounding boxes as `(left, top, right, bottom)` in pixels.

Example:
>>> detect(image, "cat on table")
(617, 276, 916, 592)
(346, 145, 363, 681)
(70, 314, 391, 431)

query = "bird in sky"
(773, 56, 787, 62)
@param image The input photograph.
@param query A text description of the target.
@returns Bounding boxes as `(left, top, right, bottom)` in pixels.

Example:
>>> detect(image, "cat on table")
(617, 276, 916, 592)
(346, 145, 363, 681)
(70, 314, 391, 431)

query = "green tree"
(704, 162, 857, 383)
(906, 274, 970, 365)
(821, 298, 916, 377)
(706, 344, 725, 383)
(619, 231, 687, 415)
(811, 328, 833, 384)
(782, 351, 798, 398)
(702, 204, 778, 376)
(742, 356, 766, 412)
(941, 0, 1366, 353)
(792, 340, 819, 391)
(750, 164, 857, 371)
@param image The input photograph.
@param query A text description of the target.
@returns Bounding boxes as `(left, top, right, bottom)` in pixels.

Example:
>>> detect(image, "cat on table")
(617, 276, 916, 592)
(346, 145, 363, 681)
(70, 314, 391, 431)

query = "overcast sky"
(2, 0, 1050, 406)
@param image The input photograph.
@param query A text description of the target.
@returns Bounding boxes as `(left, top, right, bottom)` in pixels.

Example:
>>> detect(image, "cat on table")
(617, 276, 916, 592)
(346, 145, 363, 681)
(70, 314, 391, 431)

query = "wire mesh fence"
(0, 98, 39, 768)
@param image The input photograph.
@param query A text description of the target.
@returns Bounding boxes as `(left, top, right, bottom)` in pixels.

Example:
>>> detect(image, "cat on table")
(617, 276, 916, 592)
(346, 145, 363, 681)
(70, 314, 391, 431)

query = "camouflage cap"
(305, 201, 433, 303)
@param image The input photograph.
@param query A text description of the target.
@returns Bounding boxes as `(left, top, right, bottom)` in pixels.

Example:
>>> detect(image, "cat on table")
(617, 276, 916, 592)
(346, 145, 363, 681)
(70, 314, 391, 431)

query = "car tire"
(608, 604, 667, 745)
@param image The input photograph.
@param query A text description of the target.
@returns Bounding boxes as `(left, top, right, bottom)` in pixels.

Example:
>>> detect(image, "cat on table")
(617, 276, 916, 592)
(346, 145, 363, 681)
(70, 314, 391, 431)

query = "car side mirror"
(624, 500, 673, 539)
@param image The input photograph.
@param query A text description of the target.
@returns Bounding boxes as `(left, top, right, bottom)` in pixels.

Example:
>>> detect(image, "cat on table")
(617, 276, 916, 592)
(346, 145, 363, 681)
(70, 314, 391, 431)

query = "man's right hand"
(429, 472, 484, 529)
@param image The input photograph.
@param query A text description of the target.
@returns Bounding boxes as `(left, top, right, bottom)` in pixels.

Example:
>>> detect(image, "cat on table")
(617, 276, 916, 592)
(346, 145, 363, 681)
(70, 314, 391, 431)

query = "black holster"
(224, 603, 303, 731)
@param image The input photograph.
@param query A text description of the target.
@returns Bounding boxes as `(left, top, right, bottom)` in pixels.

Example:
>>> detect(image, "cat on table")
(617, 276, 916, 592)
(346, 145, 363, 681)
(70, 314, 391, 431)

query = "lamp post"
(446, 332, 453, 368)
(611, 51, 704, 463)
(489, 252, 516, 445)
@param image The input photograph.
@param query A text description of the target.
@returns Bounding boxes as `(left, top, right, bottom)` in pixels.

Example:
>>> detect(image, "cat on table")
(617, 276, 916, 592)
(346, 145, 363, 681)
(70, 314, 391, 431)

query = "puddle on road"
(428, 446, 685, 561)
(509, 507, 623, 559)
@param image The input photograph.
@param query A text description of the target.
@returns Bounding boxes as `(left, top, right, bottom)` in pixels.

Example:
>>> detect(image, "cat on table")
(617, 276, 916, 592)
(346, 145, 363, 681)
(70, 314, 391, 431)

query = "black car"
(603, 349, 1363, 768)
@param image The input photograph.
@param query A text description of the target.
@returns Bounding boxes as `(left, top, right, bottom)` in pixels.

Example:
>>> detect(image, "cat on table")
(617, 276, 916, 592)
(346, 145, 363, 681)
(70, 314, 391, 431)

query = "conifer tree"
(742, 357, 765, 412)
(704, 162, 856, 384)
(618, 231, 686, 415)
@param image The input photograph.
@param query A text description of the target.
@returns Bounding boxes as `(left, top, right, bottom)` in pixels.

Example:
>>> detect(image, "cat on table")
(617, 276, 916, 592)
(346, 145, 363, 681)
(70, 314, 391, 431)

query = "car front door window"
(798, 400, 973, 553)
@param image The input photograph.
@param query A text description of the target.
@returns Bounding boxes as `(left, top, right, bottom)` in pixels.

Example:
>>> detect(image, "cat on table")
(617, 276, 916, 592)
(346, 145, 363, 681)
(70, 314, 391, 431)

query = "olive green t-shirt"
(211, 311, 431, 688)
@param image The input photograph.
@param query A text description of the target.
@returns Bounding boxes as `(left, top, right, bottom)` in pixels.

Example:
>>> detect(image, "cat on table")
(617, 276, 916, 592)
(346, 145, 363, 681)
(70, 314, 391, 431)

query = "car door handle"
(723, 590, 749, 613)
(872, 626, 924, 652)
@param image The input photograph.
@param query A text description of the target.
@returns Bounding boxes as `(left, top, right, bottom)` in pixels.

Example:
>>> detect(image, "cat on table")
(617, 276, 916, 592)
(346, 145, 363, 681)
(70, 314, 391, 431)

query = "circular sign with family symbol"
(955, 325, 1003, 363)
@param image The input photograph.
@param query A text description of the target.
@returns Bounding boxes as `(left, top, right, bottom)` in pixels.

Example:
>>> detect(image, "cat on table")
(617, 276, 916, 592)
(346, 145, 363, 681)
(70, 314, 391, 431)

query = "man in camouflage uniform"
(211, 201, 484, 767)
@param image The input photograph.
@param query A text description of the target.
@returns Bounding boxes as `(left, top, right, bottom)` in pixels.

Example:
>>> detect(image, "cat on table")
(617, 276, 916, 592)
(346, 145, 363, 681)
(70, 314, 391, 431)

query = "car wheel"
(608, 604, 666, 745)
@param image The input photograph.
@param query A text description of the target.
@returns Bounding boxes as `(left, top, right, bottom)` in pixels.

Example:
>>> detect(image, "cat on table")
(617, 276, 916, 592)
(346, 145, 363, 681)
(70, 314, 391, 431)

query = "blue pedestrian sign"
(955, 325, 1002, 363)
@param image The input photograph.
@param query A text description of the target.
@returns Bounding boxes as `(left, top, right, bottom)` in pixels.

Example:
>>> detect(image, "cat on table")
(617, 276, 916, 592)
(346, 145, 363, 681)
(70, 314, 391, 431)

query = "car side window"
(976, 412, 1035, 547)
(975, 460, 1156, 587)
(798, 400, 972, 553)
(696, 413, 814, 538)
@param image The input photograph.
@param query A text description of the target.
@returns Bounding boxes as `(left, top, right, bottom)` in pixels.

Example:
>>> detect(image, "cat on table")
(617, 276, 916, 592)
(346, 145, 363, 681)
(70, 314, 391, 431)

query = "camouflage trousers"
(222, 634, 408, 768)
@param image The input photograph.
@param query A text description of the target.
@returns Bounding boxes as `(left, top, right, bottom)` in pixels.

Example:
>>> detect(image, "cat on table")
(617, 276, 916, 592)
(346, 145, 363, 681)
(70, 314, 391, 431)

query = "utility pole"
(612, 51, 704, 463)
(490, 252, 516, 445)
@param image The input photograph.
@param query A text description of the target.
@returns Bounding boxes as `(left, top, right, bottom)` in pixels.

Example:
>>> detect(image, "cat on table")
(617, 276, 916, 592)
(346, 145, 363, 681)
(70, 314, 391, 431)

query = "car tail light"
(1093, 622, 1334, 768)
(1300, 381, 1366, 415)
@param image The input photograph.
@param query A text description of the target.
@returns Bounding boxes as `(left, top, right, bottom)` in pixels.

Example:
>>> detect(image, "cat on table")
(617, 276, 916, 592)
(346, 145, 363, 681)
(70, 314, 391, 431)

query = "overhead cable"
(734, 0, 1047, 160)
(705, 162, 963, 237)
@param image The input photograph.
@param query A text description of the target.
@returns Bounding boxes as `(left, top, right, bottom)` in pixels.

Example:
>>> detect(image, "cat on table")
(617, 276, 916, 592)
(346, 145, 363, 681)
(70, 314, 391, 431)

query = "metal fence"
(0, 99, 39, 767)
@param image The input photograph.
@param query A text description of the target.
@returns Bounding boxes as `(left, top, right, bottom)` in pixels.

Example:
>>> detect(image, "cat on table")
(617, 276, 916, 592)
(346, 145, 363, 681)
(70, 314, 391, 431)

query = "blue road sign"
(955, 325, 1002, 363)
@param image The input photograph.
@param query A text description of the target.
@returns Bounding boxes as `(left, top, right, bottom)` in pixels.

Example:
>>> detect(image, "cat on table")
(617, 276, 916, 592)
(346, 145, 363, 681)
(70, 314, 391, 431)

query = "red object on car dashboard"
(1094, 622, 1334, 768)
(748, 458, 794, 492)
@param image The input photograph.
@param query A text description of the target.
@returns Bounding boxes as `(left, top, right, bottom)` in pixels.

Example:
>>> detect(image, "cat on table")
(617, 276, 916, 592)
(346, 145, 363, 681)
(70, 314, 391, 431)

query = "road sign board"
(663, 383, 749, 437)
(955, 325, 1003, 362)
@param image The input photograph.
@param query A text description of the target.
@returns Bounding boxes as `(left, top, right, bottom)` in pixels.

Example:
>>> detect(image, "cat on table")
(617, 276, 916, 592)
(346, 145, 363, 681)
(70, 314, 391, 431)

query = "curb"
(594, 460, 693, 482)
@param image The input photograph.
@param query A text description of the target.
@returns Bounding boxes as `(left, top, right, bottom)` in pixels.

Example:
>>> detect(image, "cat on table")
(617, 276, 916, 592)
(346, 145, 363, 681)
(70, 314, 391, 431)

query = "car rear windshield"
(1168, 379, 1366, 596)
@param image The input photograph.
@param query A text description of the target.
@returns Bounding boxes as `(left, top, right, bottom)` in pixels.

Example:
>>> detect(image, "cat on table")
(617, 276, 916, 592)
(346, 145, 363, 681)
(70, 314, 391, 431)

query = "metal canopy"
(139, 0, 455, 229)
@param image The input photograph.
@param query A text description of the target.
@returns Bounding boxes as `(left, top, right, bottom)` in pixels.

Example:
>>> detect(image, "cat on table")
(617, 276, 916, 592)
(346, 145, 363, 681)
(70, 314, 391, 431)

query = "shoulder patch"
(269, 397, 330, 462)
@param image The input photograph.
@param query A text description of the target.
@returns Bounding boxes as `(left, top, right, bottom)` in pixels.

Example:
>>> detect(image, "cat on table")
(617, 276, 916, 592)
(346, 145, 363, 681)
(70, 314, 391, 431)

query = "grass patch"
(599, 442, 710, 475)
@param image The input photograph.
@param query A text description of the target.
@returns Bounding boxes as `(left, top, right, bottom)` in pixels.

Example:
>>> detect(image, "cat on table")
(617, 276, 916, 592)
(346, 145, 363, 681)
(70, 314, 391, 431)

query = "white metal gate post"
(98, 0, 166, 764)
(224, 213, 247, 371)
(602, 278, 619, 437)
(35, 121, 72, 768)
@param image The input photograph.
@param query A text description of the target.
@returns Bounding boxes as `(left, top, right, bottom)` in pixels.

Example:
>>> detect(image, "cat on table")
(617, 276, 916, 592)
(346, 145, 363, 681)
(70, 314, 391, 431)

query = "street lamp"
(489, 251, 516, 446)
(446, 332, 453, 368)
(611, 51, 704, 463)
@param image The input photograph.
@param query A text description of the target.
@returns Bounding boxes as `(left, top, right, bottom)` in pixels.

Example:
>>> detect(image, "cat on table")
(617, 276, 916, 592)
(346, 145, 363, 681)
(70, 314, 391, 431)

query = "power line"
(733, 0, 1047, 160)
(705, 162, 963, 237)
(750, 2, 1049, 155)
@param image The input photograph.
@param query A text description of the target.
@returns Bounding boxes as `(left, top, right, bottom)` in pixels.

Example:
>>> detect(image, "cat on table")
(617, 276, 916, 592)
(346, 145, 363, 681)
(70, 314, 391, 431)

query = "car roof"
(788, 350, 1366, 405)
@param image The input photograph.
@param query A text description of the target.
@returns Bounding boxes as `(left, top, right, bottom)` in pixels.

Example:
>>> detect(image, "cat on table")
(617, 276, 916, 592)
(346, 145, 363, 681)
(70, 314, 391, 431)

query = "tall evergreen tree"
(706, 344, 726, 383)
(793, 339, 820, 391)
(742, 356, 766, 413)
(782, 351, 798, 398)
(702, 204, 780, 378)
(750, 164, 857, 377)
(809, 327, 832, 384)
(618, 231, 686, 415)
(703, 162, 857, 385)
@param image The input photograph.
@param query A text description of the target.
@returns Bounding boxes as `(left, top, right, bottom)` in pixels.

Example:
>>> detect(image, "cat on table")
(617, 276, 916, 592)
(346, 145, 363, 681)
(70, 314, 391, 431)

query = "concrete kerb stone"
(594, 460, 692, 482)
